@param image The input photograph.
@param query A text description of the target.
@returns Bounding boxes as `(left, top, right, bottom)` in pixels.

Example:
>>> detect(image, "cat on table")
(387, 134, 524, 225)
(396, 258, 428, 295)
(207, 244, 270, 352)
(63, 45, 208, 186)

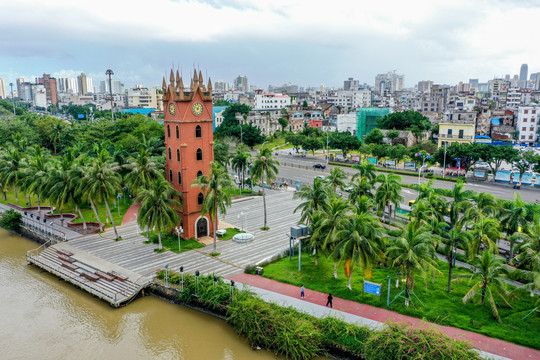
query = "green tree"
(513, 215, 540, 296)
(285, 133, 306, 153)
(475, 144, 518, 179)
(293, 177, 329, 224)
(324, 167, 347, 193)
(369, 144, 388, 162)
(0, 148, 26, 202)
(250, 147, 280, 229)
(375, 173, 403, 220)
(334, 212, 384, 288)
(378, 110, 432, 132)
(442, 229, 471, 292)
(364, 128, 384, 145)
(278, 117, 288, 132)
(213, 141, 230, 168)
(387, 129, 400, 145)
(191, 161, 234, 252)
(0, 209, 22, 230)
(453, 251, 512, 323)
(387, 220, 438, 306)
(347, 178, 375, 205)
(124, 148, 162, 195)
(329, 131, 362, 157)
(352, 160, 377, 183)
(302, 136, 323, 155)
(388, 144, 408, 165)
(136, 177, 181, 250)
(231, 148, 250, 189)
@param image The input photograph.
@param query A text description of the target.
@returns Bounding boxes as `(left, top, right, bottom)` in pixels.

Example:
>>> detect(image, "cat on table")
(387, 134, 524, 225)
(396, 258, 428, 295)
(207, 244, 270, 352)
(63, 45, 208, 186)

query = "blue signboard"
(295, 181, 301, 191)
(367, 157, 377, 164)
(364, 280, 381, 296)
(385, 160, 396, 166)
(515, 172, 533, 185)
(404, 162, 415, 169)
(535, 175, 540, 187)
(495, 170, 511, 183)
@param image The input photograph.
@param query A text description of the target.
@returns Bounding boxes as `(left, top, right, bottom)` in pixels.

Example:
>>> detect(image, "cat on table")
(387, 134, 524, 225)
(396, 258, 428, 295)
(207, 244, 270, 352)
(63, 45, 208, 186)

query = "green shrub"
(316, 317, 370, 355)
(227, 297, 323, 360)
(363, 322, 482, 360)
(0, 209, 22, 230)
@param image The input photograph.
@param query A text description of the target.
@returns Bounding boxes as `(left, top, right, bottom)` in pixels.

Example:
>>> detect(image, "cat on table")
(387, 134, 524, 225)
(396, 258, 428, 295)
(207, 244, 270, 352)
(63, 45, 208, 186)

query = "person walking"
(326, 293, 333, 308)
(300, 284, 305, 298)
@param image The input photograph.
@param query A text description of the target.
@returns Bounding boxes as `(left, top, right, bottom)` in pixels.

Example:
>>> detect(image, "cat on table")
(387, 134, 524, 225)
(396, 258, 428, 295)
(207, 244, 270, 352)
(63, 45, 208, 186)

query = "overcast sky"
(1, 0, 539, 90)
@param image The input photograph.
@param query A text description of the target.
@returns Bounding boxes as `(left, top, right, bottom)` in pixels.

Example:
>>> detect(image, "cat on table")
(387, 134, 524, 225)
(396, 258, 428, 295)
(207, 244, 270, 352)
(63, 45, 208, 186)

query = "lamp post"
(325, 126, 329, 165)
(179, 266, 184, 291)
(9, 82, 15, 115)
(195, 270, 200, 295)
(105, 69, 114, 120)
(230, 280, 235, 298)
(117, 194, 121, 217)
(442, 142, 447, 179)
(164, 263, 169, 287)
(175, 226, 183, 252)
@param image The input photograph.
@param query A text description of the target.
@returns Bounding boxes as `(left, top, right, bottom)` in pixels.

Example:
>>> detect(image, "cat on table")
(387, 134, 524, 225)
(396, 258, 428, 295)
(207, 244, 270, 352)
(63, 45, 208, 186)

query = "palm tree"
(67, 157, 89, 230)
(375, 173, 403, 220)
(514, 215, 540, 296)
(21, 145, 50, 214)
(325, 167, 347, 193)
(448, 180, 475, 229)
(469, 214, 501, 257)
(0, 148, 26, 202)
(124, 147, 162, 195)
(347, 177, 374, 205)
(250, 147, 280, 229)
(83, 150, 123, 239)
(294, 177, 329, 224)
(191, 161, 234, 252)
(230, 148, 250, 190)
(352, 160, 376, 183)
(311, 196, 351, 268)
(453, 251, 512, 323)
(503, 193, 531, 259)
(387, 220, 438, 306)
(136, 177, 181, 250)
(46, 156, 76, 223)
(334, 212, 384, 289)
(442, 229, 470, 292)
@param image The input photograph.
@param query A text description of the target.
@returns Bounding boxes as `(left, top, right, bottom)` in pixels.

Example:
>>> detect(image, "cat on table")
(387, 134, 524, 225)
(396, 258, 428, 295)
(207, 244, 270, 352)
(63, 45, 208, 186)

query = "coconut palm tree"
(416, 179, 435, 201)
(250, 147, 280, 229)
(347, 177, 374, 205)
(448, 180, 475, 229)
(503, 193, 531, 259)
(67, 157, 89, 230)
(318, 197, 352, 279)
(0, 148, 26, 202)
(469, 214, 501, 257)
(124, 147, 162, 195)
(46, 156, 76, 223)
(333, 212, 384, 289)
(352, 160, 376, 183)
(294, 177, 329, 224)
(375, 173, 403, 220)
(191, 161, 234, 252)
(513, 215, 540, 297)
(325, 167, 347, 193)
(136, 177, 181, 250)
(442, 229, 471, 292)
(83, 150, 123, 239)
(386, 220, 438, 306)
(230, 148, 250, 190)
(21, 145, 50, 214)
(453, 251, 512, 323)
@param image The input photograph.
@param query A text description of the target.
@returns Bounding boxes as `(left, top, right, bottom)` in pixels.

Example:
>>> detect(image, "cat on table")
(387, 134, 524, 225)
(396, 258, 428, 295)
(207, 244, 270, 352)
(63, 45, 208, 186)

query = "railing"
(112, 268, 158, 305)
(439, 134, 473, 140)
(26, 239, 53, 259)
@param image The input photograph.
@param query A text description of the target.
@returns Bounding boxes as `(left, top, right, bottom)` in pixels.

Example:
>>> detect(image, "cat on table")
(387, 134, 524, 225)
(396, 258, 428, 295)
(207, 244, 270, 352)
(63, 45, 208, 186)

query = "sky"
(1, 0, 540, 90)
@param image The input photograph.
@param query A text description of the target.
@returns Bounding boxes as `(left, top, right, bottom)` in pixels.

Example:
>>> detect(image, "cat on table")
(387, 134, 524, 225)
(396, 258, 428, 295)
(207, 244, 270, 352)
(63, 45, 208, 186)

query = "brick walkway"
(230, 273, 540, 360)
(121, 202, 140, 225)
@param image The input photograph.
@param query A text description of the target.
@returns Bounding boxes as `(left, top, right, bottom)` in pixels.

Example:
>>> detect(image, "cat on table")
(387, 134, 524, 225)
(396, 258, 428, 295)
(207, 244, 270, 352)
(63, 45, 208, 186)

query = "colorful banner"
(473, 169, 487, 179)
(515, 172, 533, 185)
(404, 162, 416, 169)
(495, 170, 511, 183)
(535, 174, 540, 187)
(367, 157, 377, 164)
(385, 160, 396, 166)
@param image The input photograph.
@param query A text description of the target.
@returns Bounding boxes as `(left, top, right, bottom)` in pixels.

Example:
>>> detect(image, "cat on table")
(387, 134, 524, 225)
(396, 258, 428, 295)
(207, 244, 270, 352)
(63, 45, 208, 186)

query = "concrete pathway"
(230, 273, 539, 360)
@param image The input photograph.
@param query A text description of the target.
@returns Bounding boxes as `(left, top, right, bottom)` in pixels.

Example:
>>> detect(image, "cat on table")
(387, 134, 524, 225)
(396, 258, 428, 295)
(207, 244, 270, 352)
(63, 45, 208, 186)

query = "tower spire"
(175, 70, 181, 90)
(169, 69, 175, 88)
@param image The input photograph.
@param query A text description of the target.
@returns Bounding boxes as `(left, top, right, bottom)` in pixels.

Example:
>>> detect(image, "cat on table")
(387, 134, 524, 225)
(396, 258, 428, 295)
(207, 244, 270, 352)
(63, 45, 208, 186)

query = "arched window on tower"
(168, 147, 172, 160)
(169, 169, 173, 182)
(177, 149, 180, 161)
(177, 171, 182, 184)
(195, 125, 202, 138)
(196, 148, 202, 161)
(197, 192, 204, 205)
(197, 170, 203, 178)
(176, 125, 179, 139)
(167, 124, 171, 138)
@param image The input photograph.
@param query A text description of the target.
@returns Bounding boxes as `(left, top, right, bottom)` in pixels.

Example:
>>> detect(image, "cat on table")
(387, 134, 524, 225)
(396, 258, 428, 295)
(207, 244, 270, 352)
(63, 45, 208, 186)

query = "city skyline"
(1, 0, 540, 89)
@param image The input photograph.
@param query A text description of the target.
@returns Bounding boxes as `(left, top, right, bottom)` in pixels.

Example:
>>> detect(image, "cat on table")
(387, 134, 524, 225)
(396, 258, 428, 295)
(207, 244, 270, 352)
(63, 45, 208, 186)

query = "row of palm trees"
(294, 160, 539, 322)
(0, 134, 162, 241)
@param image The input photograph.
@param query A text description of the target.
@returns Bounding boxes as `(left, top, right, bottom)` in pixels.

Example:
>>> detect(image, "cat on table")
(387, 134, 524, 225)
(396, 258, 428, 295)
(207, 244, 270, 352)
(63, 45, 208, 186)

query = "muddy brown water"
(0, 229, 329, 360)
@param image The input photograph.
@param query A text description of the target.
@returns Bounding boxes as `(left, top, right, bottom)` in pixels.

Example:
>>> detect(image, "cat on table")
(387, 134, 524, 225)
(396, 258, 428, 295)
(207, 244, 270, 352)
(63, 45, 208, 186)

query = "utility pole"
(9, 82, 15, 115)
(106, 69, 114, 120)
(442, 142, 447, 179)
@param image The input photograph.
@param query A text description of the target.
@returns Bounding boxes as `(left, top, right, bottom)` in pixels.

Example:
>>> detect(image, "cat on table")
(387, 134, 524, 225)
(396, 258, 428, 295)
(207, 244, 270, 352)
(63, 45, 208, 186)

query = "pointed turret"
(175, 70, 181, 90)
(192, 69, 198, 90)
(162, 77, 167, 92)
(198, 70, 203, 86)
(169, 69, 175, 88)
(178, 76, 184, 91)
(207, 77, 212, 93)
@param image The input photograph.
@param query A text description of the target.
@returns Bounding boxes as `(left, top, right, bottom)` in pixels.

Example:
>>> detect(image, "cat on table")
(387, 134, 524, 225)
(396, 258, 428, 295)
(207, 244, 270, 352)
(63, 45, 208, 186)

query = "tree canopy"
(378, 110, 432, 132)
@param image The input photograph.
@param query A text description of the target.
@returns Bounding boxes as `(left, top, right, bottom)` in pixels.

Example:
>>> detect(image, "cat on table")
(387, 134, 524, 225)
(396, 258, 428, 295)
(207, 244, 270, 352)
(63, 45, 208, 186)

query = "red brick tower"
(163, 69, 214, 239)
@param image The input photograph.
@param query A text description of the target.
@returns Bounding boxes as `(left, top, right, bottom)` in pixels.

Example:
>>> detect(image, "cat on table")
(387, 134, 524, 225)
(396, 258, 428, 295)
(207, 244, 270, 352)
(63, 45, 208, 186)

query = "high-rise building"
(344, 77, 360, 90)
(417, 80, 433, 93)
(532, 72, 540, 90)
(469, 79, 479, 90)
(32, 84, 47, 108)
(520, 64, 528, 87)
(0, 78, 6, 99)
(162, 69, 214, 239)
(100, 79, 122, 94)
(37, 74, 58, 105)
(375, 71, 404, 94)
(57, 77, 78, 93)
(233, 75, 248, 93)
(213, 80, 229, 92)
(16, 78, 25, 98)
(19, 82, 33, 102)
(77, 73, 88, 95)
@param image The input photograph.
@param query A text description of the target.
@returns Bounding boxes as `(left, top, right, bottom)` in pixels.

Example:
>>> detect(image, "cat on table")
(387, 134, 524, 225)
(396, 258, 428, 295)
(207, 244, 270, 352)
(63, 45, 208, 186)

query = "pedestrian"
(326, 293, 333, 308)
(300, 284, 305, 298)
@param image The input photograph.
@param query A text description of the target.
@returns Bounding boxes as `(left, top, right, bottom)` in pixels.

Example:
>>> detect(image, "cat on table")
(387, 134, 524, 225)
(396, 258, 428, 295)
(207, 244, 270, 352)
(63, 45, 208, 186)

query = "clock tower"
(163, 69, 214, 239)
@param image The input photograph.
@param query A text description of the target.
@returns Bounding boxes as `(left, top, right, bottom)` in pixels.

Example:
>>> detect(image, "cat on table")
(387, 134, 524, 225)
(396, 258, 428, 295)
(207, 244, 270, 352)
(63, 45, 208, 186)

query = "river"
(0, 229, 304, 360)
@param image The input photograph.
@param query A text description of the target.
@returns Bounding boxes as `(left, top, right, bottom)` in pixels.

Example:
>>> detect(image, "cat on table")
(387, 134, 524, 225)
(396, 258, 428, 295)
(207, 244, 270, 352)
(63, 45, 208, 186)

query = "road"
(268, 153, 540, 203)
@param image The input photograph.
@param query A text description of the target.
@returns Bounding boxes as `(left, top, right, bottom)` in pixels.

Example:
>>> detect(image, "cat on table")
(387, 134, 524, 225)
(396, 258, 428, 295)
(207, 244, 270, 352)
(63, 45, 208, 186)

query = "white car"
(315, 175, 326, 180)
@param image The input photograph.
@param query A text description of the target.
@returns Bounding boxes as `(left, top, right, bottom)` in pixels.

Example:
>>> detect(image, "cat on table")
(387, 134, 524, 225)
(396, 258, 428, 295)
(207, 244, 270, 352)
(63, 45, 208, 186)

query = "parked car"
(313, 163, 326, 169)
(315, 175, 326, 180)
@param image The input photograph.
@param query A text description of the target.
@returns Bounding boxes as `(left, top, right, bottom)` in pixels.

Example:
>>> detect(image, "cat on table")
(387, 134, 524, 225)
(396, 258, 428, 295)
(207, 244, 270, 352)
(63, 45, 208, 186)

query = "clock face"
(192, 102, 204, 116)
(168, 102, 176, 116)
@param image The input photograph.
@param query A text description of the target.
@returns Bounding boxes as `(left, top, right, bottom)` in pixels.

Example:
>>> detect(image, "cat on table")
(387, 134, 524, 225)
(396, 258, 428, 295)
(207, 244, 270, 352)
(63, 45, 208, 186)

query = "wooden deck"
(26, 242, 151, 307)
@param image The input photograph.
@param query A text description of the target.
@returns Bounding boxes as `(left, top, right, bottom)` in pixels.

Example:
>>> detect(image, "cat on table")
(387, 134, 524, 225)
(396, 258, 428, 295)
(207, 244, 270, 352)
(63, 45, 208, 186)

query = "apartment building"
(516, 106, 539, 145)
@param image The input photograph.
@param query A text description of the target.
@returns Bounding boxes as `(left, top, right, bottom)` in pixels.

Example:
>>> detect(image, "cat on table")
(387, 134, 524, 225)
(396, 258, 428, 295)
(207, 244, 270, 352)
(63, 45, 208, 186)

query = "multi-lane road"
(269, 153, 540, 203)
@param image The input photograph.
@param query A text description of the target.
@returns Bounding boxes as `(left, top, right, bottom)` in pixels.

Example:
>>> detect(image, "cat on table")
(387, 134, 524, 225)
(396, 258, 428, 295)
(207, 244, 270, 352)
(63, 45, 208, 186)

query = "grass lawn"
(217, 227, 243, 241)
(0, 191, 38, 207)
(143, 231, 205, 253)
(261, 252, 540, 350)
(225, 186, 257, 197)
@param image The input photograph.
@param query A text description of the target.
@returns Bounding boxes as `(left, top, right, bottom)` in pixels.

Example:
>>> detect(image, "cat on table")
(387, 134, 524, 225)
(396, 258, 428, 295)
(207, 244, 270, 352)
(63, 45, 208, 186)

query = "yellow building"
(437, 123, 475, 147)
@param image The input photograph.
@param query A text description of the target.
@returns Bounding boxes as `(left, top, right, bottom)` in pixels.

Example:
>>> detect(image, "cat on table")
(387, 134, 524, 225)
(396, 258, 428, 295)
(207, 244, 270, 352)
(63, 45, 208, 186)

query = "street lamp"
(117, 194, 122, 217)
(195, 270, 200, 295)
(105, 69, 114, 120)
(179, 266, 184, 291)
(164, 263, 169, 287)
(175, 226, 183, 252)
